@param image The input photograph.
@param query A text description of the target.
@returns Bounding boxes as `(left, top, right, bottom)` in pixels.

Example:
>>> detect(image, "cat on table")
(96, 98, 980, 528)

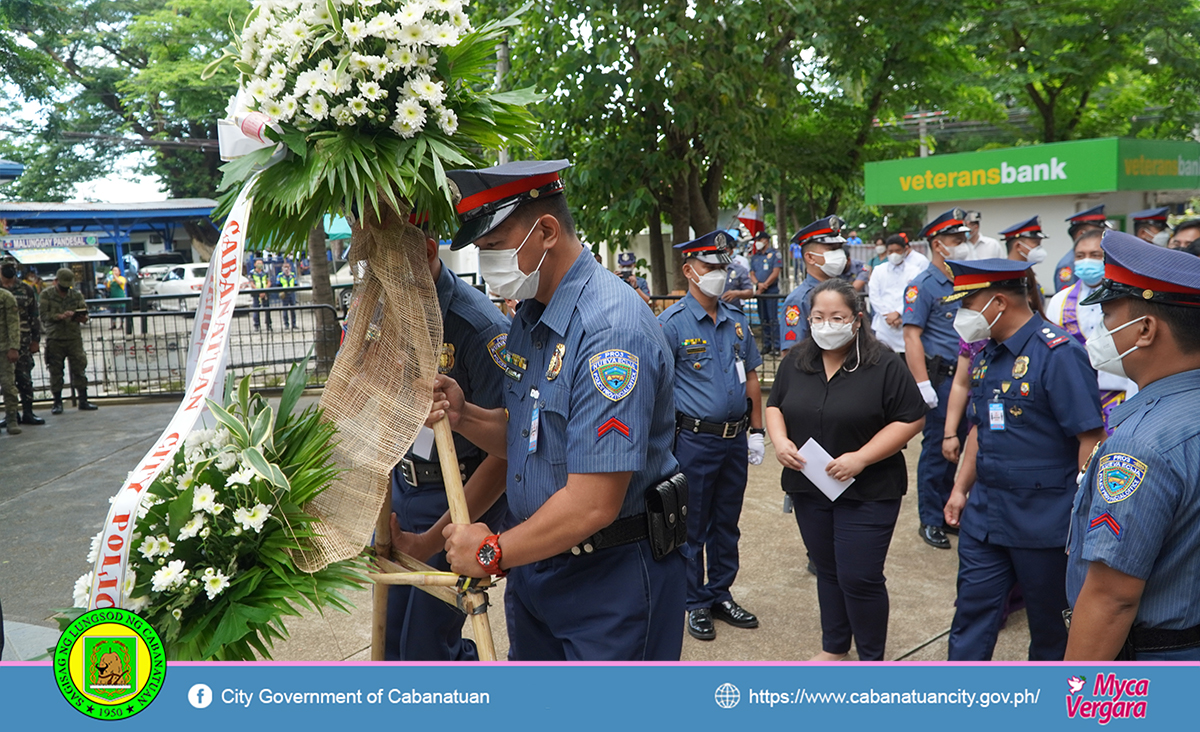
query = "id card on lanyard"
(528, 388, 540, 453)
(988, 389, 1005, 431)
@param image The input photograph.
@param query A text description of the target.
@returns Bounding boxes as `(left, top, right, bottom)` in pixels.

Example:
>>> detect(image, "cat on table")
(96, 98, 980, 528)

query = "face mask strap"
(1109, 315, 1149, 361)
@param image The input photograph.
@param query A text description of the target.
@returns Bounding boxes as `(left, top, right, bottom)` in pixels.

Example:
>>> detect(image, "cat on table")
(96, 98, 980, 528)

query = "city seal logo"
(55, 608, 165, 720)
(487, 333, 508, 370)
(1097, 453, 1147, 504)
(785, 305, 801, 327)
(589, 349, 639, 401)
(905, 286, 919, 304)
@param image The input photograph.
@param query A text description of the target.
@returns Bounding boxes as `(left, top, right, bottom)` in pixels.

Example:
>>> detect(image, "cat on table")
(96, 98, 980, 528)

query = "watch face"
(477, 544, 497, 565)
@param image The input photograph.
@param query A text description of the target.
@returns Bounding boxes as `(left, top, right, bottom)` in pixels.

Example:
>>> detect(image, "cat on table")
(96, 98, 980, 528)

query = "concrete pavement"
(1, 395, 1033, 662)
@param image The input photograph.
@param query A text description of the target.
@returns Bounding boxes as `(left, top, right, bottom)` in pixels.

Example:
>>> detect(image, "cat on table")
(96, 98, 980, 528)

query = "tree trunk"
(668, 169, 691, 292)
(306, 225, 339, 378)
(647, 205, 667, 296)
(686, 163, 718, 235)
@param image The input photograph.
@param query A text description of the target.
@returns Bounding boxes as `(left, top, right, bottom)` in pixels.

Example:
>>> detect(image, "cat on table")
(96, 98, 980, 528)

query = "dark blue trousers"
(793, 493, 901, 661)
(917, 376, 964, 527)
(758, 288, 779, 350)
(384, 474, 510, 661)
(504, 540, 685, 660)
(675, 429, 748, 611)
(948, 531, 1069, 661)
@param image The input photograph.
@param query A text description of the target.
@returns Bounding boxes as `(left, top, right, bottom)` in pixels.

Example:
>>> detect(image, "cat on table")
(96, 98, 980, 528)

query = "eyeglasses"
(809, 315, 853, 326)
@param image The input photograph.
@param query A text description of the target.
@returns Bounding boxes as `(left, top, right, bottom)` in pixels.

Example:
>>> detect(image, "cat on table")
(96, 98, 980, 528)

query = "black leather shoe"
(687, 608, 716, 640)
(21, 410, 44, 425)
(920, 524, 951, 549)
(712, 600, 759, 629)
(942, 524, 959, 536)
(51, 401, 63, 415)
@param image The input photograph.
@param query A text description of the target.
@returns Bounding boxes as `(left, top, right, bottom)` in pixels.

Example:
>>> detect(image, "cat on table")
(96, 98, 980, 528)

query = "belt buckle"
(722, 421, 738, 439)
(400, 458, 418, 487)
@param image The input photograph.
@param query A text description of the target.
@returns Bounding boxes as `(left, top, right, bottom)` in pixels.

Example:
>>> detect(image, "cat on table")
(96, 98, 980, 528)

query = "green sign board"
(865, 137, 1200, 205)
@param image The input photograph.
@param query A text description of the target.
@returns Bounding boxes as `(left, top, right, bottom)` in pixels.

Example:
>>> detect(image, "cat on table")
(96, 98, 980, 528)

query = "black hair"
(1127, 299, 1200, 354)
(513, 193, 576, 236)
(790, 278, 883, 373)
(884, 234, 907, 248)
(1073, 229, 1104, 252)
(1174, 219, 1200, 237)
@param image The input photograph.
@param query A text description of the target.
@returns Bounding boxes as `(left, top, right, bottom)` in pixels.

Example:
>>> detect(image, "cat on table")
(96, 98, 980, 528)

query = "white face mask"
(953, 295, 1002, 343)
(687, 264, 727, 299)
(478, 219, 547, 301)
(1152, 230, 1170, 247)
(887, 252, 905, 266)
(938, 239, 970, 261)
(1021, 242, 1048, 264)
(812, 321, 857, 350)
(815, 248, 847, 277)
(875, 245, 887, 256)
(1086, 315, 1147, 378)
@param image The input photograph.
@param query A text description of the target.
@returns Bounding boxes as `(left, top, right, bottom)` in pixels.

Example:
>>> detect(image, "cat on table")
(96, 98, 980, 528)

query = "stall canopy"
(0, 158, 24, 185)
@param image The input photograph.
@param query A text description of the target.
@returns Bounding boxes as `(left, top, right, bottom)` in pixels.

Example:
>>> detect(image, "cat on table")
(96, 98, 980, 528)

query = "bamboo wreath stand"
(368, 419, 497, 661)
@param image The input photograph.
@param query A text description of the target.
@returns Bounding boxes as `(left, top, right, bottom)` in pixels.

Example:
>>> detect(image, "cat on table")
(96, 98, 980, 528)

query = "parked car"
(136, 265, 174, 296)
(152, 263, 252, 310)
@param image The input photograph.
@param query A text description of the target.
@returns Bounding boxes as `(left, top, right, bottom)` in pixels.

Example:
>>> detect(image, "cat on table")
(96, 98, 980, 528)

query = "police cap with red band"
(1129, 207, 1170, 224)
(791, 215, 846, 247)
(998, 215, 1048, 242)
(1066, 205, 1111, 239)
(674, 230, 733, 265)
(942, 258, 1031, 302)
(446, 159, 570, 250)
(1081, 230, 1200, 307)
(918, 207, 971, 240)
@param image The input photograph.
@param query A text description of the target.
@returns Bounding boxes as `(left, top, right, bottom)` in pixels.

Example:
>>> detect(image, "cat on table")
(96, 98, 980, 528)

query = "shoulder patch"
(487, 333, 508, 370)
(785, 305, 801, 326)
(905, 286, 919, 304)
(1097, 453, 1147, 503)
(589, 349, 639, 401)
(1058, 266, 1073, 283)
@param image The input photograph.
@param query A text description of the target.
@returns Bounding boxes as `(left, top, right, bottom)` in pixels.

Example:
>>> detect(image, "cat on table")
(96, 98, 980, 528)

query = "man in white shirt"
(867, 233, 930, 355)
(1044, 229, 1138, 432)
(964, 210, 1005, 260)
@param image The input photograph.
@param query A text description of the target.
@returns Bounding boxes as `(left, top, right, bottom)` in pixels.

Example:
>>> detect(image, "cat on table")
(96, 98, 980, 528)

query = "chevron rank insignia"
(1088, 512, 1122, 540)
(596, 417, 631, 442)
(1097, 453, 1147, 503)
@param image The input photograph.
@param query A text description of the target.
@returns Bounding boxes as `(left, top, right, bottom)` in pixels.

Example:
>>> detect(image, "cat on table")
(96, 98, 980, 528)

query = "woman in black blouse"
(766, 278, 926, 661)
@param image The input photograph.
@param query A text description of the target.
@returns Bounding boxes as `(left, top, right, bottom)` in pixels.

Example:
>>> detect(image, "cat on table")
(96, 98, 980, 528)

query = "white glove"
(747, 432, 765, 465)
(917, 380, 938, 409)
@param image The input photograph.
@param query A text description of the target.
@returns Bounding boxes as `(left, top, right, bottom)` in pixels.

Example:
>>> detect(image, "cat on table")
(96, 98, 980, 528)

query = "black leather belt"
(676, 412, 749, 439)
(399, 454, 484, 487)
(563, 514, 648, 556)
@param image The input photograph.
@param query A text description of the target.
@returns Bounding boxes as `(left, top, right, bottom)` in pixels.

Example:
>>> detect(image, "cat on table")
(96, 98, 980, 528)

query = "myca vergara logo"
(1066, 673, 1148, 724)
(54, 608, 166, 720)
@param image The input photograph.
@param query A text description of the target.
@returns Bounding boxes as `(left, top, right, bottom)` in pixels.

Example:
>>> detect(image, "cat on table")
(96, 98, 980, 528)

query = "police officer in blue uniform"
(1065, 232, 1200, 661)
(903, 208, 971, 549)
(780, 216, 847, 350)
(1054, 206, 1111, 293)
(1129, 207, 1170, 245)
(942, 258, 1105, 660)
(615, 251, 651, 304)
(659, 230, 765, 641)
(433, 160, 686, 660)
(383, 231, 513, 661)
(721, 238, 755, 311)
(748, 231, 783, 353)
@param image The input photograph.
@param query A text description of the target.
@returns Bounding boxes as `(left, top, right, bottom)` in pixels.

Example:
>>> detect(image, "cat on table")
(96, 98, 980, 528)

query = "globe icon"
(714, 682, 740, 709)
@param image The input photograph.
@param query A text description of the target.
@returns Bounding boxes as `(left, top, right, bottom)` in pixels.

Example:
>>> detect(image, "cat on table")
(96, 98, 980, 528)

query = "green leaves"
(242, 446, 289, 492)
(206, 399, 250, 447)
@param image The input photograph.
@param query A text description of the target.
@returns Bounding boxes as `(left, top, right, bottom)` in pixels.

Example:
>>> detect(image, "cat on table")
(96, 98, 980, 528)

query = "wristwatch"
(476, 534, 506, 577)
(748, 428, 765, 435)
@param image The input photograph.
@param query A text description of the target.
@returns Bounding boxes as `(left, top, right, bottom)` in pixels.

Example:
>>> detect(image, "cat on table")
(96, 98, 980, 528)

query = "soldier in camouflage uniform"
(0, 285, 20, 434)
(1, 255, 45, 426)
(40, 268, 98, 413)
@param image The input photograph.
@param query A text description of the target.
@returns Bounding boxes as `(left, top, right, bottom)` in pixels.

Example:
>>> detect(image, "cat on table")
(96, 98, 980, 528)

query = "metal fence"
(648, 293, 789, 386)
(26, 293, 342, 402)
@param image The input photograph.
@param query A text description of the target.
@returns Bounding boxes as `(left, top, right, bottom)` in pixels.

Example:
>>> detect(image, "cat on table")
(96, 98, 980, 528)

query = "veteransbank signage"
(865, 137, 1200, 205)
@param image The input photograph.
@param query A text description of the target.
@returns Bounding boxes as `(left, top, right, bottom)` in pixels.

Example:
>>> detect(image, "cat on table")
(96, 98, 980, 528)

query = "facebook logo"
(188, 683, 213, 709)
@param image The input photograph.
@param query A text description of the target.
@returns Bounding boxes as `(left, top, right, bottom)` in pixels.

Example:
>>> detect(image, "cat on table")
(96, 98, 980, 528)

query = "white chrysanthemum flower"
(126, 595, 149, 613)
(388, 45, 416, 69)
(370, 57, 391, 78)
(264, 76, 287, 98)
(202, 568, 232, 600)
(360, 0, 382, 6)
(305, 94, 331, 120)
(246, 77, 270, 101)
(449, 10, 470, 31)
(122, 571, 137, 599)
(227, 466, 255, 487)
(333, 104, 355, 125)
(248, 15, 271, 39)
(430, 0, 461, 12)
(395, 97, 427, 127)
(429, 22, 458, 47)
(366, 12, 394, 36)
(281, 19, 308, 46)
(408, 74, 445, 104)
(317, 58, 334, 73)
(138, 535, 160, 560)
(269, 62, 289, 80)
(390, 117, 420, 138)
(73, 572, 93, 608)
(437, 107, 458, 135)
(398, 21, 429, 45)
(325, 72, 354, 97)
(349, 53, 373, 74)
(415, 50, 436, 70)
(263, 99, 286, 119)
(86, 531, 103, 563)
(233, 503, 272, 533)
(212, 503, 226, 516)
(199, 526, 211, 539)
(395, 4, 425, 25)
(177, 467, 194, 490)
(178, 513, 206, 541)
(347, 97, 370, 117)
(151, 559, 189, 592)
(359, 80, 386, 101)
(343, 18, 368, 44)
(215, 450, 238, 472)
(193, 483, 218, 513)
(156, 534, 175, 556)
(172, 608, 182, 620)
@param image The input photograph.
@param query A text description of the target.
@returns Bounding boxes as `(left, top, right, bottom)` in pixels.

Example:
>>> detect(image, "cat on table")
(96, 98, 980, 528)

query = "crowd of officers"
(375, 158, 1200, 664)
(0, 260, 98, 436)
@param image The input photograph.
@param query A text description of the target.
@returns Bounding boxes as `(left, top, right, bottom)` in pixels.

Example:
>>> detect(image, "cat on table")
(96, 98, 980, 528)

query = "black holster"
(644, 473, 689, 561)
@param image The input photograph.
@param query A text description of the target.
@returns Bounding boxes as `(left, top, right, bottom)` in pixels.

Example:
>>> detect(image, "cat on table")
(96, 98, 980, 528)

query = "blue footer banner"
(2, 662, 1198, 729)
